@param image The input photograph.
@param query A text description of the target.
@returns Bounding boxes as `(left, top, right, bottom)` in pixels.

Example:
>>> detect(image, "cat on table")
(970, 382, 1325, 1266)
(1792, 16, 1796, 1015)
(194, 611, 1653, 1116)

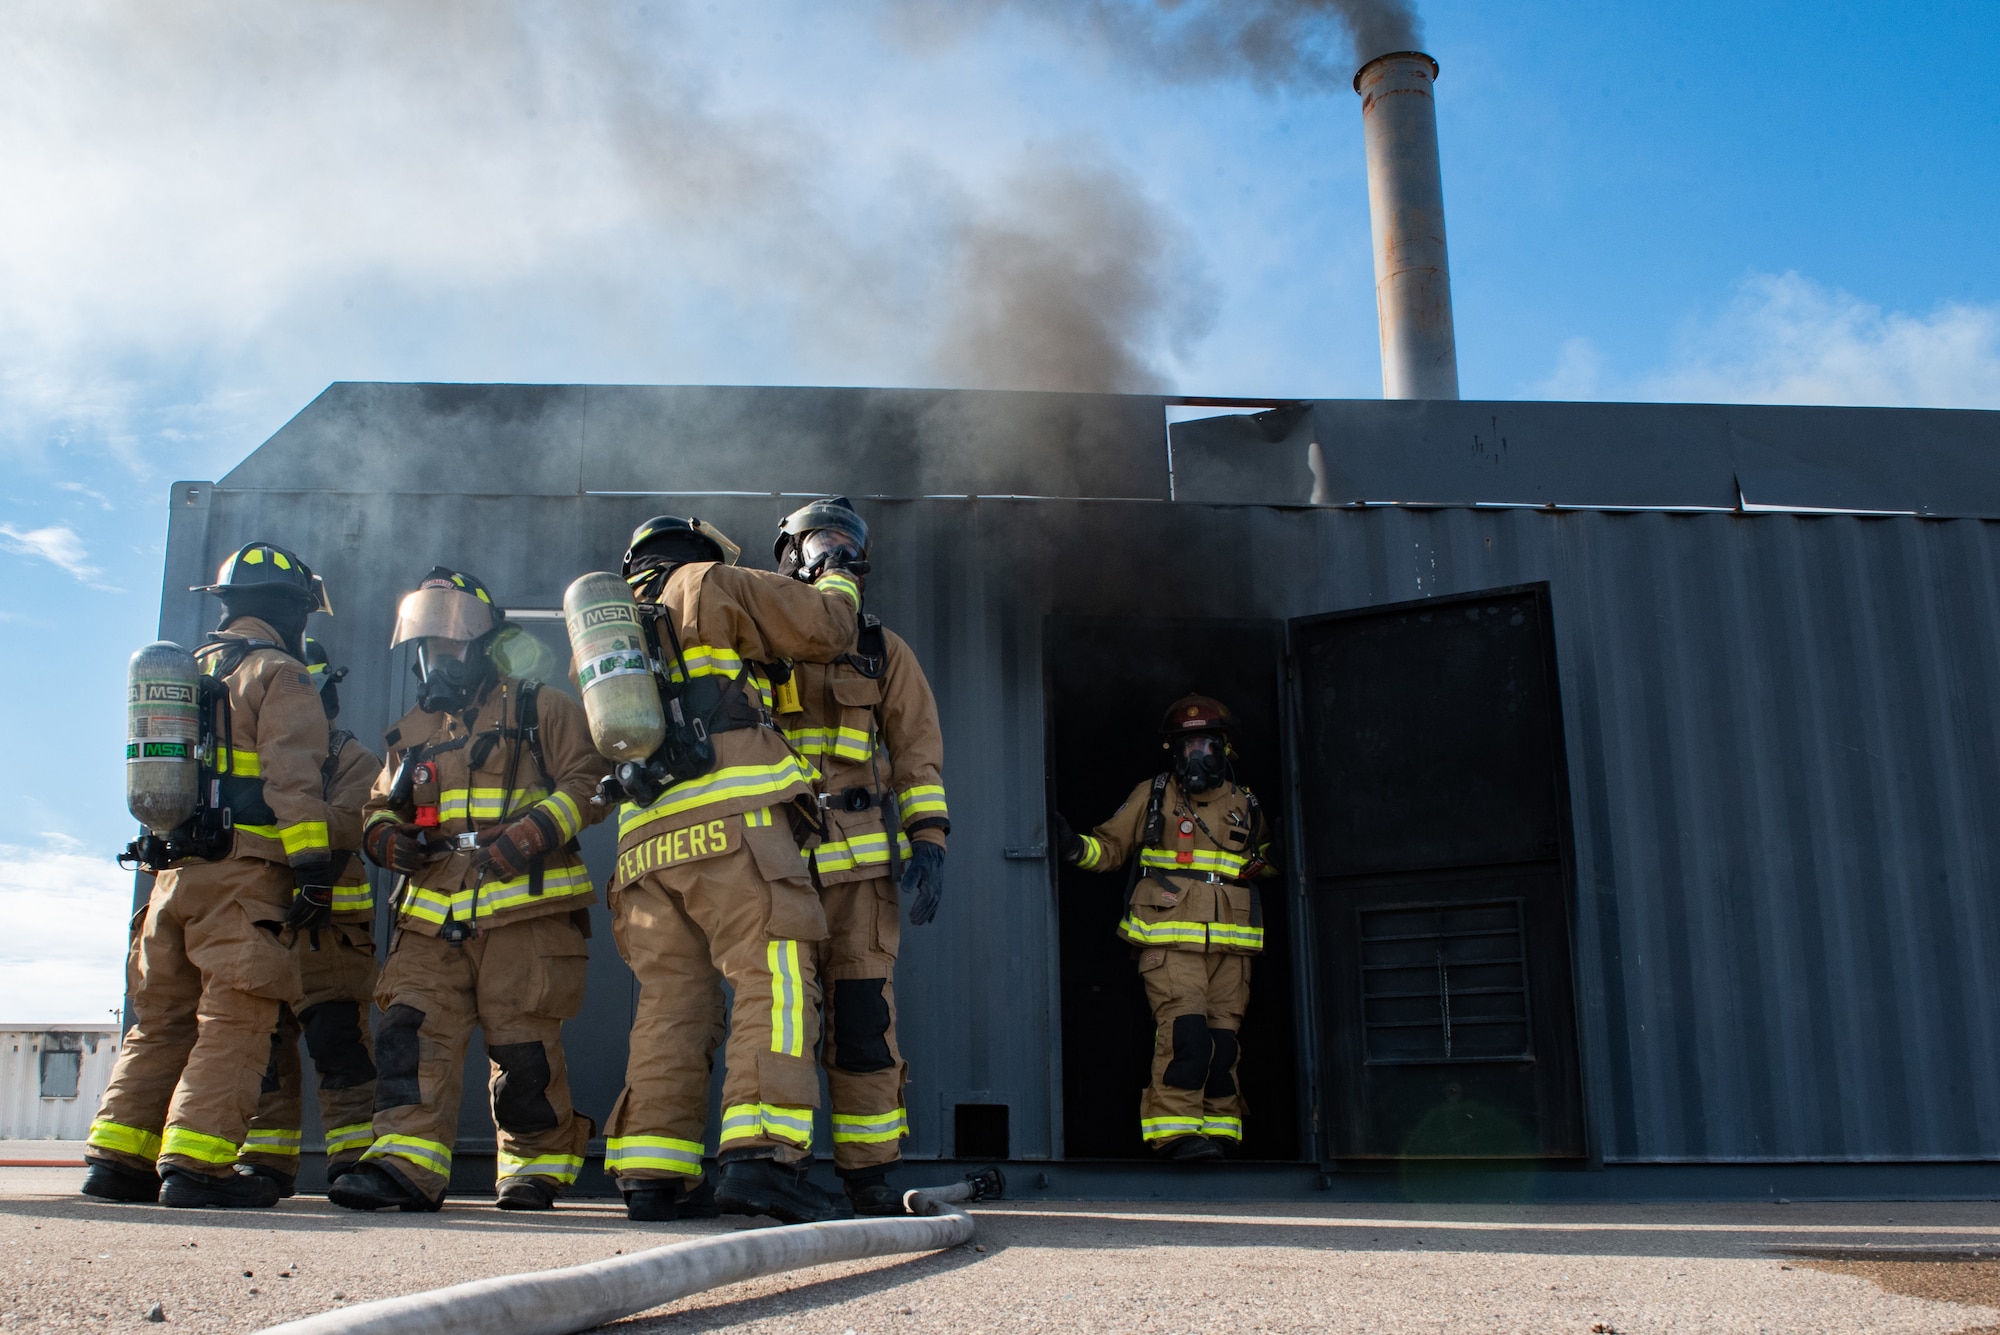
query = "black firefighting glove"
(901, 841, 947, 926)
(1053, 812, 1084, 863)
(286, 859, 335, 933)
(474, 808, 562, 883)
(364, 820, 430, 874)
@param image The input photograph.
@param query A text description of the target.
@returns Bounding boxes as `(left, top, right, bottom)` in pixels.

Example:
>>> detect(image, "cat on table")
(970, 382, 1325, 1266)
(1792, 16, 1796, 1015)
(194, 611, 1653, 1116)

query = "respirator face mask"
(415, 637, 481, 713)
(1174, 734, 1228, 794)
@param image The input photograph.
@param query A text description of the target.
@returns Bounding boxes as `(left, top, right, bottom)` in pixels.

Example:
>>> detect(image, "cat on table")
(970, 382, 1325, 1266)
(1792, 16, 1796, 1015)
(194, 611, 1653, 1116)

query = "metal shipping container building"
(146, 383, 2000, 1199)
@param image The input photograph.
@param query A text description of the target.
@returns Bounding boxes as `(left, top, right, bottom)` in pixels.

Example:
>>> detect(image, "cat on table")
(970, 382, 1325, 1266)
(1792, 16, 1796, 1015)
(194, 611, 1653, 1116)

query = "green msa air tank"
(564, 571, 667, 762)
(126, 641, 203, 834)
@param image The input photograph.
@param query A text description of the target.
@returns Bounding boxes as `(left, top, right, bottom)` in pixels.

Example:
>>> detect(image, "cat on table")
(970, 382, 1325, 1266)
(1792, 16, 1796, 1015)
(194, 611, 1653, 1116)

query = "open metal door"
(1291, 583, 1586, 1160)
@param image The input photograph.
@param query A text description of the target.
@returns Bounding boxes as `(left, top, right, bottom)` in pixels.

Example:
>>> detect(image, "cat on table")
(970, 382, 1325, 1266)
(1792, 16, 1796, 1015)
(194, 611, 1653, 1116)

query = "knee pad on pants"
(831, 978, 894, 1073)
(488, 1041, 558, 1134)
(260, 1011, 290, 1095)
(1205, 1028, 1239, 1097)
(374, 1004, 425, 1111)
(301, 1000, 377, 1090)
(1163, 1013, 1212, 1090)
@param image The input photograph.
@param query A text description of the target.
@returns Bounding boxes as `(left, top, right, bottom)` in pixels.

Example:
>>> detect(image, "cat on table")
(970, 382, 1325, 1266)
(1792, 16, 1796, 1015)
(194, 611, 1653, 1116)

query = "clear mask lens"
(801, 529, 861, 565)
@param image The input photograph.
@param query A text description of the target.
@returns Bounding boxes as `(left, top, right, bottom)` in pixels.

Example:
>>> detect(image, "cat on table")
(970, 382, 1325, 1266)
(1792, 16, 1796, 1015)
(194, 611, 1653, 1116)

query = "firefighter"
(600, 515, 861, 1225)
(236, 638, 382, 1195)
(82, 541, 335, 1209)
(328, 568, 609, 1213)
(771, 498, 948, 1215)
(1053, 695, 1275, 1161)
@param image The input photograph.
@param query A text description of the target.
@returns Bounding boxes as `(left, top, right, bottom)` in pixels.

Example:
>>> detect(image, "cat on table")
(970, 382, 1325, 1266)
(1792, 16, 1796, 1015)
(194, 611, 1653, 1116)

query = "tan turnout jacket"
(324, 733, 381, 922)
(194, 616, 334, 872)
(365, 674, 609, 936)
(611, 562, 859, 886)
(1076, 776, 1273, 955)
(781, 623, 948, 885)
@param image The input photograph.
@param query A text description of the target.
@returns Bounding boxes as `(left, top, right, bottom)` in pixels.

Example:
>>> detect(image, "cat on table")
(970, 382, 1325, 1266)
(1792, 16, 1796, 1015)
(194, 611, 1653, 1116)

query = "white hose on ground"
(253, 1172, 1001, 1335)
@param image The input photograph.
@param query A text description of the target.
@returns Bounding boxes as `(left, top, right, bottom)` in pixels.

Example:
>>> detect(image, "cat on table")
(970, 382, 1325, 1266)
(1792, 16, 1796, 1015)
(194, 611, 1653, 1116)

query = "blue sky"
(2, 0, 1997, 1021)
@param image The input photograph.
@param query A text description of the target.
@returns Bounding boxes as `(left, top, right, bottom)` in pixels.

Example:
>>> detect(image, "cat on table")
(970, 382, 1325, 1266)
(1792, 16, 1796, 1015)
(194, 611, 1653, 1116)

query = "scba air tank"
(564, 572, 667, 761)
(127, 641, 202, 833)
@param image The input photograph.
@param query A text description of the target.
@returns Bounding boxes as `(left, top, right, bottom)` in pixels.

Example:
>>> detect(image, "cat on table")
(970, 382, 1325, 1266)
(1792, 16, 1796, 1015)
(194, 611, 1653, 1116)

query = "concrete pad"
(2, 1165, 1999, 1333)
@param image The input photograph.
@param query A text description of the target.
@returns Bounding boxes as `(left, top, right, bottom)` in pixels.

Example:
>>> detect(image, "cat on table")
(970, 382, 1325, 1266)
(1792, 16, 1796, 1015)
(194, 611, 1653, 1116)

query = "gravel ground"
(3, 1165, 1999, 1333)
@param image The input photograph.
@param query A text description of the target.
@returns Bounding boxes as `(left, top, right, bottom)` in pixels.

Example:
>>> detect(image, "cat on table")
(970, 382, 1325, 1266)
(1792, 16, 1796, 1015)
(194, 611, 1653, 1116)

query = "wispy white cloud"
(54, 481, 113, 509)
(0, 522, 109, 586)
(0, 839, 132, 1025)
(1536, 272, 2000, 409)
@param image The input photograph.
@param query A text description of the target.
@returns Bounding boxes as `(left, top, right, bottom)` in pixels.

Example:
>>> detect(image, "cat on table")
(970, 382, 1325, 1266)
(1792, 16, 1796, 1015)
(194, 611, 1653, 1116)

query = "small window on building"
(40, 1049, 81, 1100)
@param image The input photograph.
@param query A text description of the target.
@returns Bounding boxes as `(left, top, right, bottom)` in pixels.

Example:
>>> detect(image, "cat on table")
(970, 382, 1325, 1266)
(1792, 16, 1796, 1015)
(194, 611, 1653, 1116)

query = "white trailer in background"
(0, 1025, 119, 1142)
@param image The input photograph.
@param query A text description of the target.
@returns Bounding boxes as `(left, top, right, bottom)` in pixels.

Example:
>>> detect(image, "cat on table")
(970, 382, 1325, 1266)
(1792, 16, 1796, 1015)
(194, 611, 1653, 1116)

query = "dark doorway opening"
(1046, 616, 1301, 1161)
(1291, 584, 1587, 1160)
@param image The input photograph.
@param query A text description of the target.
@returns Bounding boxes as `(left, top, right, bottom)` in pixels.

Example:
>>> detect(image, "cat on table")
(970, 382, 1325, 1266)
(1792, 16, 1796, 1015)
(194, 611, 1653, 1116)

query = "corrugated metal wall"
(1, 1028, 120, 1139)
(150, 385, 2000, 1167)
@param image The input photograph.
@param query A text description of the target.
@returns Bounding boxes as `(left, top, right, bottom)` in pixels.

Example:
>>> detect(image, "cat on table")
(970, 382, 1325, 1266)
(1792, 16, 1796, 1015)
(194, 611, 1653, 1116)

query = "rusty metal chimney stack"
(1355, 52, 1459, 399)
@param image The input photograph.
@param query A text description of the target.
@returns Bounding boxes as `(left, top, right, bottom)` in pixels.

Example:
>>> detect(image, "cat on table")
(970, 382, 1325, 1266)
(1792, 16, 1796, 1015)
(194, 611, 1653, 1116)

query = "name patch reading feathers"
(616, 817, 731, 883)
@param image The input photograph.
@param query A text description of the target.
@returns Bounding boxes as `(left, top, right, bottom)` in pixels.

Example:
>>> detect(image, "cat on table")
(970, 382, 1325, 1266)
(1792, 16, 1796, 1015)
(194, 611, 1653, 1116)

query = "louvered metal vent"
(1360, 900, 1533, 1064)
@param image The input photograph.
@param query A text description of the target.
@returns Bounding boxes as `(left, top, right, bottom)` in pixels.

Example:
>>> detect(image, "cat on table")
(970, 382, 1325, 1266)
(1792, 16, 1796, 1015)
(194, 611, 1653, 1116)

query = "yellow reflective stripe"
(330, 883, 374, 913)
(240, 1128, 302, 1156)
(810, 829, 911, 875)
(397, 860, 594, 924)
(831, 1109, 909, 1144)
(742, 805, 774, 828)
(605, 1136, 705, 1177)
(776, 724, 872, 763)
(1140, 1116, 1204, 1142)
(215, 747, 260, 776)
(364, 810, 399, 831)
(324, 1123, 375, 1156)
(87, 1120, 161, 1159)
(1074, 834, 1109, 871)
(535, 790, 583, 842)
(616, 755, 819, 840)
(1140, 847, 1253, 876)
(1202, 1116, 1243, 1140)
(435, 786, 557, 823)
(898, 784, 948, 819)
(662, 645, 744, 682)
(719, 1102, 814, 1148)
(496, 1152, 583, 1185)
(814, 571, 861, 608)
(1117, 914, 1210, 946)
(363, 1134, 452, 1175)
(768, 940, 806, 1058)
(1208, 923, 1265, 950)
(161, 1126, 240, 1164)
(279, 821, 330, 857)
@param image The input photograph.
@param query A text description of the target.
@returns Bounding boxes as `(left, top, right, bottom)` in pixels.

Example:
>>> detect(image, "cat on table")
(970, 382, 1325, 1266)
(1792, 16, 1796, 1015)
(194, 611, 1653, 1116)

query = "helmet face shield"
(390, 586, 495, 648)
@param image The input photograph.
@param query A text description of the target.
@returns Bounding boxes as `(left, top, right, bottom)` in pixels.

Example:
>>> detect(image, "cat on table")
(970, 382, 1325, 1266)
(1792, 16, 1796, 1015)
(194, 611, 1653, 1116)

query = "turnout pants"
(239, 921, 379, 1177)
(1138, 948, 1252, 1148)
(86, 861, 302, 1179)
(817, 875, 908, 1173)
(606, 822, 827, 1183)
(361, 914, 592, 1204)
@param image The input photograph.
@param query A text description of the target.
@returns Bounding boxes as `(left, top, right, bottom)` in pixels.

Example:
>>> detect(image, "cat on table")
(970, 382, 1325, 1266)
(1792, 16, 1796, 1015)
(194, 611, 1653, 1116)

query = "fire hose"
(253, 1170, 1004, 1335)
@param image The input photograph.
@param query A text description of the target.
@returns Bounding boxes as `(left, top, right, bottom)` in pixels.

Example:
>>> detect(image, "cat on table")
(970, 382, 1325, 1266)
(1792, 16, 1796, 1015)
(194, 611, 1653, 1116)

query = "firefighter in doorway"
(330, 568, 610, 1214)
(83, 541, 334, 1209)
(772, 497, 949, 1215)
(601, 515, 863, 1226)
(236, 638, 382, 1195)
(1054, 694, 1275, 1161)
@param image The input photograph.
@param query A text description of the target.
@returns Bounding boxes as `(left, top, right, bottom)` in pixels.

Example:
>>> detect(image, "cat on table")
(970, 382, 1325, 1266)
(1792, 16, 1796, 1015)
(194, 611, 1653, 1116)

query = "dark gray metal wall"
(156, 383, 2000, 1166)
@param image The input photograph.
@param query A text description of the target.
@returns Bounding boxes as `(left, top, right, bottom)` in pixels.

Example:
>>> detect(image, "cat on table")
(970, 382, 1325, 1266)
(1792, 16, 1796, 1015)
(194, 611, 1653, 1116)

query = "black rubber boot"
(841, 1168, 905, 1217)
(496, 1176, 559, 1211)
(623, 1183, 680, 1222)
(1159, 1135, 1223, 1163)
(160, 1167, 283, 1209)
(325, 1158, 363, 1186)
(240, 1165, 297, 1199)
(327, 1162, 440, 1213)
(679, 1177, 721, 1219)
(715, 1157, 854, 1224)
(80, 1160, 161, 1204)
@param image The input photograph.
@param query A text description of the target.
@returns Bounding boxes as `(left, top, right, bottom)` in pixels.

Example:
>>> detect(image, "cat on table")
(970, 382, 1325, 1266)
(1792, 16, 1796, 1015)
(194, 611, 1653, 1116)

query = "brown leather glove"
(474, 808, 561, 882)
(363, 820, 429, 874)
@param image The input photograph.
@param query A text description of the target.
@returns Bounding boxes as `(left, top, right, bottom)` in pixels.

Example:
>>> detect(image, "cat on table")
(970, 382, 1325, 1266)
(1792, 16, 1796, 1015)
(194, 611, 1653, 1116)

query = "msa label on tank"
(578, 602, 639, 629)
(127, 740, 194, 761)
(130, 681, 197, 704)
(614, 816, 732, 885)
